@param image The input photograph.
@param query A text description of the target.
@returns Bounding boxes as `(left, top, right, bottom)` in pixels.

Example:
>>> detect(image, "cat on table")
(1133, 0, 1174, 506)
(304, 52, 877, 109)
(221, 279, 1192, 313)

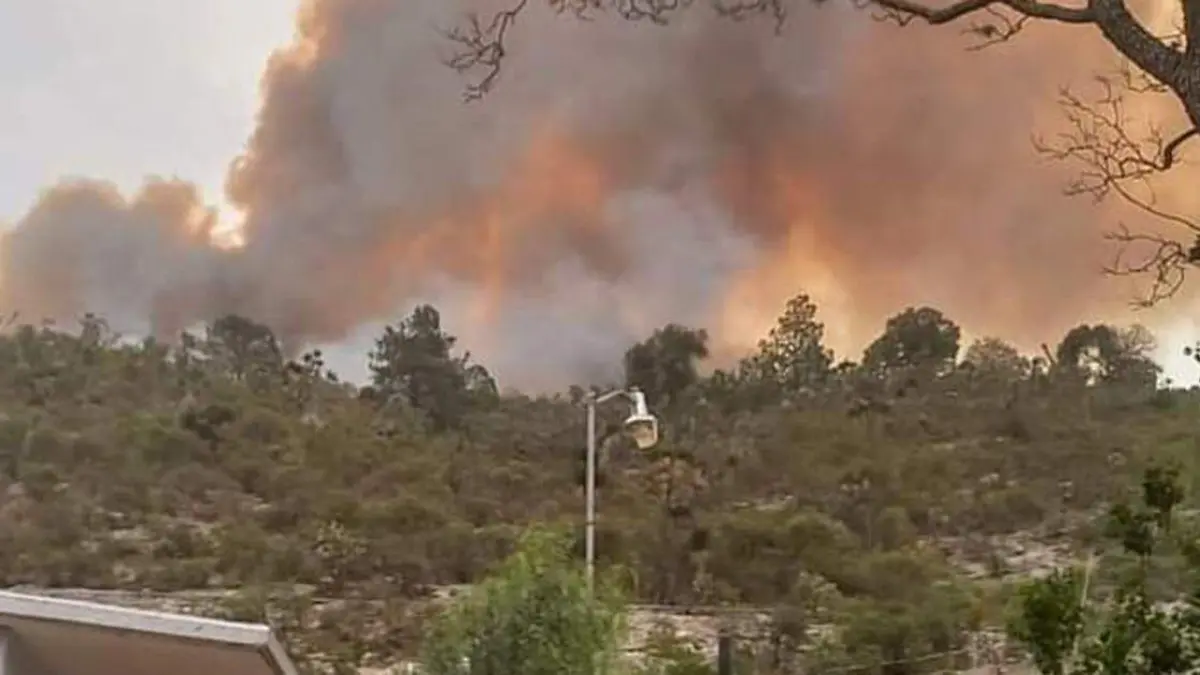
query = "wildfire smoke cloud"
(0, 0, 1188, 388)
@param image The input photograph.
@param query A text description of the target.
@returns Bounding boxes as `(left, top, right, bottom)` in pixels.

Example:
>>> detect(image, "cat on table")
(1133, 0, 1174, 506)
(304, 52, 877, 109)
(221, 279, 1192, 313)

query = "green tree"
(1009, 569, 1086, 675)
(1055, 324, 1159, 388)
(863, 307, 961, 375)
(421, 527, 628, 675)
(835, 550, 977, 675)
(369, 305, 497, 430)
(1009, 465, 1200, 675)
(624, 324, 710, 409)
(205, 314, 284, 383)
(963, 337, 1030, 382)
(741, 293, 834, 400)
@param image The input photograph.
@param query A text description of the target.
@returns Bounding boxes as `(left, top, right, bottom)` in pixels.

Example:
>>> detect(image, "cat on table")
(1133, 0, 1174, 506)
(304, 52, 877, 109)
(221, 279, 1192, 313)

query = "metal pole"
(585, 396, 597, 592)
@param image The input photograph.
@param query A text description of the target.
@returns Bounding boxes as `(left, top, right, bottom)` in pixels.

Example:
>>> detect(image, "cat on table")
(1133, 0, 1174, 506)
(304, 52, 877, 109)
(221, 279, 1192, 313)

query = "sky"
(0, 0, 294, 215)
(0, 0, 377, 379)
(0, 0, 382, 381)
(0, 0, 1197, 386)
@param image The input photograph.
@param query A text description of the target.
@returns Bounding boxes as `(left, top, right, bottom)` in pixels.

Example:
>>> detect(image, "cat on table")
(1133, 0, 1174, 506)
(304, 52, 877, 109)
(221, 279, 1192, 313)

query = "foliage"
(368, 304, 496, 430)
(0, 297, 1196, 671)
(863, 307, 961, 376)
(1009, 465, 1200, 675)
(828, 550, 979, 675)
(624, 324, 710, 410)
(1055, 325, 1159, 389)
(963, 337, 1030, 383)
(739, 293, 834, 401)
(1009, 569, 1086, 675)
(420, 527, 627, 675)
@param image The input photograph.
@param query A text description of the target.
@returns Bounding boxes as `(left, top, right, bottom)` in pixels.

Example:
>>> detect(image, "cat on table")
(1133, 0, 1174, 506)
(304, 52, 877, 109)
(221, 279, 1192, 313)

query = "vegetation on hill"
(0, 295, 1196, 672)
(1011, 463, 1200, 675)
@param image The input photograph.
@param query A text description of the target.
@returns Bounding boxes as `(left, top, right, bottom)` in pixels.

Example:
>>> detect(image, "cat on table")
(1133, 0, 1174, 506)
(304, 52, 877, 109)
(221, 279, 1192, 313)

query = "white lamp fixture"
(622, 389, 659, 450)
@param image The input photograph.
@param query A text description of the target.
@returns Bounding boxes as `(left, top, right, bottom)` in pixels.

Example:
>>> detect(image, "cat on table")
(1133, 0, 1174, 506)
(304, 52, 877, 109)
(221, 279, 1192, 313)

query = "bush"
(1008, 465, 1200, 675)
(420, 527, 628, 675)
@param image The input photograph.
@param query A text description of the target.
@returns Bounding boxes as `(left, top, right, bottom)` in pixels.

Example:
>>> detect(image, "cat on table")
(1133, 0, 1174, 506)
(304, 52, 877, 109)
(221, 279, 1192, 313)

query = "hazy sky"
(0, 0, 388, 379)
(0, 0, 295, 219)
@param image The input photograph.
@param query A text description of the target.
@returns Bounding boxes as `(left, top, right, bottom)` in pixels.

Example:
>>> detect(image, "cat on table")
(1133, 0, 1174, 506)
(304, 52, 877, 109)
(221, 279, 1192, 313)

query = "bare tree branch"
(1033, 76, 1199, 229)
(445, 0, 700, 99)
(443, 0, 530, 101)
(1103, 225, 1200, 306)
(1088, 0, 1187, 98)
(961, 6, 1030, 49)
(446, 0, 1200, 134)
(712, 0, 790, 30)
(870, 0, 1090, 27)
(868, 0, 1192, 98)
(553, 0, 699, 22)
(1163, 126, 1199, 164)
(1029, 72, 1200, 304)
(1183, 0, 1200, 58)
(1117, 60, 1172, 95)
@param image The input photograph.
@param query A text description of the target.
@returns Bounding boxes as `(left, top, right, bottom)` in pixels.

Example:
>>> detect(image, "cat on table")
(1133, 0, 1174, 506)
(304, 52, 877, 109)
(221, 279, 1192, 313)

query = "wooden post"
(0, 629, 32, 675)
(717, 629, 734, 675)
(0, 629, 10, 675)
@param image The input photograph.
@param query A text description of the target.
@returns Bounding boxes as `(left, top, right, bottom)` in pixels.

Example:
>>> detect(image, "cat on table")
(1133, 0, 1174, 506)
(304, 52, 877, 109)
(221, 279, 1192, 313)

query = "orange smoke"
(715, 167, 853, 357)
(3, 0, 1200, 388)
(706, 10, 1195, 361)
(366, 122, 615, 328)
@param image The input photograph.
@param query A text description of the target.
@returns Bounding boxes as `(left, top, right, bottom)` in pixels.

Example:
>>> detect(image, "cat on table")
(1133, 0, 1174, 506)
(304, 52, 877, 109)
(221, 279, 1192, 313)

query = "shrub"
(420, 527, 628, 675)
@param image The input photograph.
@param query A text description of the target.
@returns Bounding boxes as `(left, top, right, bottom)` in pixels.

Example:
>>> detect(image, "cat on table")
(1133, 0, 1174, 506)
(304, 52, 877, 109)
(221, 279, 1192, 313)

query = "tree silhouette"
(1055, 323, 1159, 387)
(963, 337, 1030, 381)
(369, 304, 496, 430)
(741, 293, 835, 400)
(623, 323, 710, 409)
(863, 306, 961, 375)
(206, 314, 283, 383)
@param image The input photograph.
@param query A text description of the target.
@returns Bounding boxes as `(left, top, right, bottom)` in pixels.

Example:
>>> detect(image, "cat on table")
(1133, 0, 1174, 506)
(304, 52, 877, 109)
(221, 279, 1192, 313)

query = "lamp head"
(623, 389, 659, 450)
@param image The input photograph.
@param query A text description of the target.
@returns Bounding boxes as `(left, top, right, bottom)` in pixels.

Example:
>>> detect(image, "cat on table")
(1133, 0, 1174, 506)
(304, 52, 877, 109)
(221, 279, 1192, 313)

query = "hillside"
(0, 298, 1195, 673)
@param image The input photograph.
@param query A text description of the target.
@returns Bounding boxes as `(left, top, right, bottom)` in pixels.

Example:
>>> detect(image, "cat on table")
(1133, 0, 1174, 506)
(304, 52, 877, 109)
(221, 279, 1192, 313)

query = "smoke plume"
(0, 0, 1187, 389)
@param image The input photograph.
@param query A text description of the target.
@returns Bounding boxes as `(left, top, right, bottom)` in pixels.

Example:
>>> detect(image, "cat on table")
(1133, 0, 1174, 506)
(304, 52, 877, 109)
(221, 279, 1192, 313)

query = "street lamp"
(584, 387, 659, 590)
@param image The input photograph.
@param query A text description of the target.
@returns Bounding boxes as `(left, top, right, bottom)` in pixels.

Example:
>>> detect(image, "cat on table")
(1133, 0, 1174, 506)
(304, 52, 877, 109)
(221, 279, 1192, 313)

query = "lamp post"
(584, 387, 660, 591)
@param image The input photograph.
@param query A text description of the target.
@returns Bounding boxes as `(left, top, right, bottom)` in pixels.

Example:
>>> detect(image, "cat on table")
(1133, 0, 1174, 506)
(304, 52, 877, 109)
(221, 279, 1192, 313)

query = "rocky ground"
(10, 585, 1034, 674)
(4, 522, 1076, 673)
(11, 586, 769, 670)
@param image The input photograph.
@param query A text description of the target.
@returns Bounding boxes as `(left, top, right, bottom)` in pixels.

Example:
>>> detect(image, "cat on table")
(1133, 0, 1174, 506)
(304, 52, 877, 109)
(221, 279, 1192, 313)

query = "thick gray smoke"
(0, 0, 1158, 389)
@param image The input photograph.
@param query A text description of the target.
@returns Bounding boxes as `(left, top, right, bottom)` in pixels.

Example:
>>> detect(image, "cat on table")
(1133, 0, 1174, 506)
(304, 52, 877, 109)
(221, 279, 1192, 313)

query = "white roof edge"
(263, 631, 302, 675)
(0, 590, 271, 647)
